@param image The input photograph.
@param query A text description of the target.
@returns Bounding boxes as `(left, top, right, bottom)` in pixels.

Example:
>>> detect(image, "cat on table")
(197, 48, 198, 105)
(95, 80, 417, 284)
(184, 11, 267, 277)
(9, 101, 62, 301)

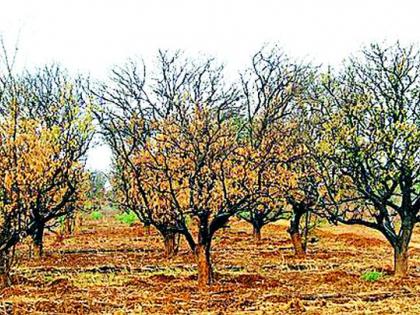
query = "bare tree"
(315, 42, 420, 277)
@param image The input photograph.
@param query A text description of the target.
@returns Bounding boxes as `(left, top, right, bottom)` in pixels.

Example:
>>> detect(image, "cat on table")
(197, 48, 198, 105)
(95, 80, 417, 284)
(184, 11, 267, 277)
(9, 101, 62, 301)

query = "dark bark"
(253, 224, 262, 241)
(302, 211, 310, 251)
(32, 221, 45, 258)
(0, 250, 11, 289)
(182, 229, 196, 253)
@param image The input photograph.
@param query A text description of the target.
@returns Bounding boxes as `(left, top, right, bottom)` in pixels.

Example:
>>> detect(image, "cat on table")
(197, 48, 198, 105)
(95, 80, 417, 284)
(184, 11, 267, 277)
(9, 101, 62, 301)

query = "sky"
(1, 0, 419, 171)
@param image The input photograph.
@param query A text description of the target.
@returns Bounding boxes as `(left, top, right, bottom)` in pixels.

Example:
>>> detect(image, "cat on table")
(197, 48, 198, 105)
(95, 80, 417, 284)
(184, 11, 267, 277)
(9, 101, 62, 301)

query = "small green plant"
(58, 215, 66, 225)
(115, 211, 137, 226)
(361, 271, 382, 282)
(90, 211, 103, 220)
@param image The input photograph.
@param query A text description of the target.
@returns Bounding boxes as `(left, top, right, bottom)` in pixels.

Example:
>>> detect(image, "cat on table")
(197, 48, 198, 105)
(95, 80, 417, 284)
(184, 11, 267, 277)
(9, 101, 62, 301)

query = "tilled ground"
(1, 215, 419, 314)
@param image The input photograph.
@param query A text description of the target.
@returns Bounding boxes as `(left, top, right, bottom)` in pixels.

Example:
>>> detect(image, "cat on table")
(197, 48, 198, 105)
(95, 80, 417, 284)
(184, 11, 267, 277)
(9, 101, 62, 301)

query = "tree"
(0, 58, 93, 286)
(93, 55, 184, 257)
(134, 104, 252, 286)
(282, 88, 324, 257)
(0, 115, 49, 286)
(18, 65, 94, 257)
(315, 42, 420, 277)
(0, 112, 89, 285)
(97, 51, 255, 286)
(284, 156, 320, 256)
(239, 45, 315, 244)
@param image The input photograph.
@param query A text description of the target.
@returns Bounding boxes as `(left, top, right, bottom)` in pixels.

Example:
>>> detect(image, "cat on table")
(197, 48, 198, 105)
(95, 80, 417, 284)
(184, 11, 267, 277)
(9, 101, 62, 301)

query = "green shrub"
(361, 271, 382, 282)
(90, 211, 103, 220)
(115, 211, 137, 226)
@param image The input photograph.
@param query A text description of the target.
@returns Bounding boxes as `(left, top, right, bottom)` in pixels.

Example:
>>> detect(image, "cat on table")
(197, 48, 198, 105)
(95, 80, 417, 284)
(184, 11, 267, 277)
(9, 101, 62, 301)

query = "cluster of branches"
(0, 46, 95, 287)
(97, 42, 420, 286)
(95, 47, 321, 286)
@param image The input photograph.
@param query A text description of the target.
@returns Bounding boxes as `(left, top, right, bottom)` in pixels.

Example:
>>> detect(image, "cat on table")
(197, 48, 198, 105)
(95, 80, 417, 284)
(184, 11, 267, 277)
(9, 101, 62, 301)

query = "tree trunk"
(290, 232, 305, 257)
(0, 272, 7, 289)
(32, 222, 45, 258)
(73, 213, 81, 234)
(195, 244, 213, 287)
(288, 208, 306, 257)
(302, 211, 311, 252)
(64, 217, 73, 236)
(163, 233, 178, 258)
(253, 225, 262, 242)
(0, 250, 10, 289)
(394, 244, 409, 277)
(77, 214, 83, 228)
(393, 218, 414, 277)
(393, 227, 411, 278)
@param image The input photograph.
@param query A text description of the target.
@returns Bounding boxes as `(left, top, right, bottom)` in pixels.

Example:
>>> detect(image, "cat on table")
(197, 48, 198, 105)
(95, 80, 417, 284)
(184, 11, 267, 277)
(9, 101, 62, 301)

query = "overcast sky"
(1, 0, 419, 171)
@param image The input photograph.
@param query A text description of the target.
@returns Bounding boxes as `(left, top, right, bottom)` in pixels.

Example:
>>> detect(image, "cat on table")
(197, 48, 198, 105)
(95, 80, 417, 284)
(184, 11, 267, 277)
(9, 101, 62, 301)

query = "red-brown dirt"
(0, 215, 419, 314)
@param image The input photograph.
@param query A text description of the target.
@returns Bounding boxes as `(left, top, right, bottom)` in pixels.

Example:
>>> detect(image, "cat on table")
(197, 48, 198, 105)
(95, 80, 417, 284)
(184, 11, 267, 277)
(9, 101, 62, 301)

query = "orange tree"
(238, 45, 317, 246)
(134, 104, 252, 286)
(0, 65, 93, 287)
(314, 43, 420, 277)
(96, 51, 259, 286)
(93, 55, 184, 256)
(283, 147, 321, 256)
(18, 66, 94, 256)
(0, 112, 89, 286)
(281, 90, 326, 257)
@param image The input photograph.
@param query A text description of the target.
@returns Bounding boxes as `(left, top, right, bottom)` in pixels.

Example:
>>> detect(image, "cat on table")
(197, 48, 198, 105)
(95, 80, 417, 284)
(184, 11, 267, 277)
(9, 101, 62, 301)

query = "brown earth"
(0, 215, 419, 314)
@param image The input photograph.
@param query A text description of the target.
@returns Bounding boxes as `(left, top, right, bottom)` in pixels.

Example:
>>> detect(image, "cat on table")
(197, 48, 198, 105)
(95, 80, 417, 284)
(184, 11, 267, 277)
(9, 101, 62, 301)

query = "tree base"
(253, 226, 262, 242)
(164, 233, 178, 258)
(196, 244, 213, 287)
(394, 247, 409, 278)
(290, 232, 306, 257)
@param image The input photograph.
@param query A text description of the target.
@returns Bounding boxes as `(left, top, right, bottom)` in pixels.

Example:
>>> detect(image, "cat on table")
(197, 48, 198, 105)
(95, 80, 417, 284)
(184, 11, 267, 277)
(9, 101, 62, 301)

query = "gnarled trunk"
(288, 207, 306, 257)
(195, 244, 213, 287)
(32, 221, 45, 258)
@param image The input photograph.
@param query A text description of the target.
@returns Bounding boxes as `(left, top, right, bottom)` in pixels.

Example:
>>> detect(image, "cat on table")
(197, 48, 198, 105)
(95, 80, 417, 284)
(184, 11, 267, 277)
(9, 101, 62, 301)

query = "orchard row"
(0, 42, 419, 287)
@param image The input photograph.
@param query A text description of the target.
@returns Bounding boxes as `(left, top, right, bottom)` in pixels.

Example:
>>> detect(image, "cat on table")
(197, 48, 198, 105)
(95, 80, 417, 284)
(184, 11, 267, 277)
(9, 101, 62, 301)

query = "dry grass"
(0, 214, 419, 314)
